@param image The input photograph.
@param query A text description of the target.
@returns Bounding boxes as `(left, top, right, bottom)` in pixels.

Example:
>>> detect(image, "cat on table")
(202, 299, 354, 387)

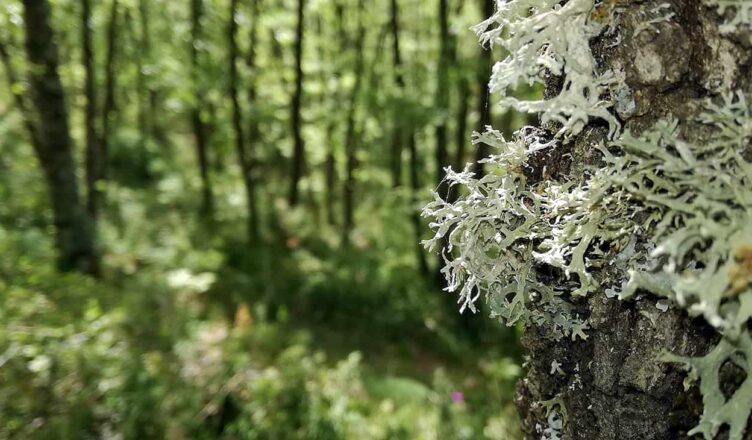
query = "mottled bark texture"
(515, 1, 752, 439)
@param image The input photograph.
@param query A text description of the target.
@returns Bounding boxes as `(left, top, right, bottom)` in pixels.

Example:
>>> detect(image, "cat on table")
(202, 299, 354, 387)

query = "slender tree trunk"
(390, 0, 429, 275)
(229, 0, 258, 241)
(341, 0, 365, 246)
(313, 13, 335, 226)
(288, 0, 306, 207)
(471, 0, 494, 179)
(434, 0, 451, 201)
(433, 0, 452, 284)
(191, 0, 214, 220)
(243, 0, 261, 237)
(408, 134, 430, 277)
(137, 0, 152, 172)
(82, 0, 102, 222)
(21, 0, 98, 274)
(513, 2, 751, 439)
(100, 0, 118, 183)
(453, 76, 470, 174)
(324, 128, 337, 225)
(388, 0, 404, 188)
(325, 1, 347, 227)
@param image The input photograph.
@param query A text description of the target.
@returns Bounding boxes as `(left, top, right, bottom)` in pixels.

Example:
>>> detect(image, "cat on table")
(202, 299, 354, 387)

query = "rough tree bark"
(21, 0, 98, 274)
(515, 2, 752, 439)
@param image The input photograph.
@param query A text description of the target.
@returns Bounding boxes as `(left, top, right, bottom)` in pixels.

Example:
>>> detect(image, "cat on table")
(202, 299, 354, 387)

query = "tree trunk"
(434, 0, 451, 202)
(288, 0, 306, 207)
(388, 0, 404, 188)
(341, 0, 365, 246)
(408, 134, 430, 277)
(324, 134, 337, 225)
(82, 0, 102, 222)
(21, 0, 98, 274)
(453, 75, 470, 174)
(228, 0, 258, 241)
(100, 0, 118, 183)
(244, 0, 261, 237)
(434, 0, 454, 288)
(191, 0, 214, 220)
(470, 0, 493, 179)
(137, 0, 150, 156)
(325, 1, 347, 227)
(512, 2, 752, 439)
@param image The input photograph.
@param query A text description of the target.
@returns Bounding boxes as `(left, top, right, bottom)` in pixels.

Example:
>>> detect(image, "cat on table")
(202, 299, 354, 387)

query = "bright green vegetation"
(0, 0, 530, 438)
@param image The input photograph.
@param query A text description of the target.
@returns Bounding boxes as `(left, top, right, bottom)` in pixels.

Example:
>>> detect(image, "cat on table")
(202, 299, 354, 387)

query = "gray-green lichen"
(473, 0, 620, 139)
(424, 0, 752, 438)
(705, 0, 752, 35)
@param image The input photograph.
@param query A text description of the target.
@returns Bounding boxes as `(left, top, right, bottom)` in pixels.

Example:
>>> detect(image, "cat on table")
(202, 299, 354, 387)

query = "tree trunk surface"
(341, 0, 365, 246)
(82, 0, 102, 221)
(515, 1, 752, 439)
(288, 0, 306, 207)
(22, 0, 98, 275)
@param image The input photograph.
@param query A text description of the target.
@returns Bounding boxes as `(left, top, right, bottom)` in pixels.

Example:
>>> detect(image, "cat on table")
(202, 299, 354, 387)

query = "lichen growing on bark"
(473, 0, 620, 139)
(424, 0, 752, 438)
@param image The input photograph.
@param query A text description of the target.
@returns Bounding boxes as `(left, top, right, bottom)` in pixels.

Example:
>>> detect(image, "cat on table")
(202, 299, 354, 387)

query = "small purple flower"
(451, 391, 464, 403)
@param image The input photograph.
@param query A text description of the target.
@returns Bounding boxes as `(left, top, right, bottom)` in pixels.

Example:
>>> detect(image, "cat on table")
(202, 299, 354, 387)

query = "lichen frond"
(705, 0, 752, 34)
(473, 0, 620, 139)
(610, 94, 752, 336)
(423, 128, 599, 340)
(663, 330, 752, 440)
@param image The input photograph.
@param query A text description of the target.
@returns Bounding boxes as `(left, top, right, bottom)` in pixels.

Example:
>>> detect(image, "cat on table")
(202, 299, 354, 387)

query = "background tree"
(288, 0, 306, 207)
(228, 0, 258, 240)
(190, 0, 214, 219)
(0, 0, 534, 437)
(81, 0, 102, 221)
(20, 0, 98, 274)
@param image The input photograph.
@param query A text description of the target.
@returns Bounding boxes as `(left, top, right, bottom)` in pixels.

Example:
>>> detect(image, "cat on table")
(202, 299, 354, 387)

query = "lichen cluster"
(705, 0, 752, 35)
(472, 0, 620, 139)
(424, 0, 752, 438)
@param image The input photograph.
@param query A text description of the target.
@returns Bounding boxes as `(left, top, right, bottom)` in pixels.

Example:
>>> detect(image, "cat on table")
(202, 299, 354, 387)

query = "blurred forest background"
(0, 0, 534, 438)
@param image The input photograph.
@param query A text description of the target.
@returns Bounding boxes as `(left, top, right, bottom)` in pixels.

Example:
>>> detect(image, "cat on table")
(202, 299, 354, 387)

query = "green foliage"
(0, 218, 521, 439)
(0, 0, 528, 437)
